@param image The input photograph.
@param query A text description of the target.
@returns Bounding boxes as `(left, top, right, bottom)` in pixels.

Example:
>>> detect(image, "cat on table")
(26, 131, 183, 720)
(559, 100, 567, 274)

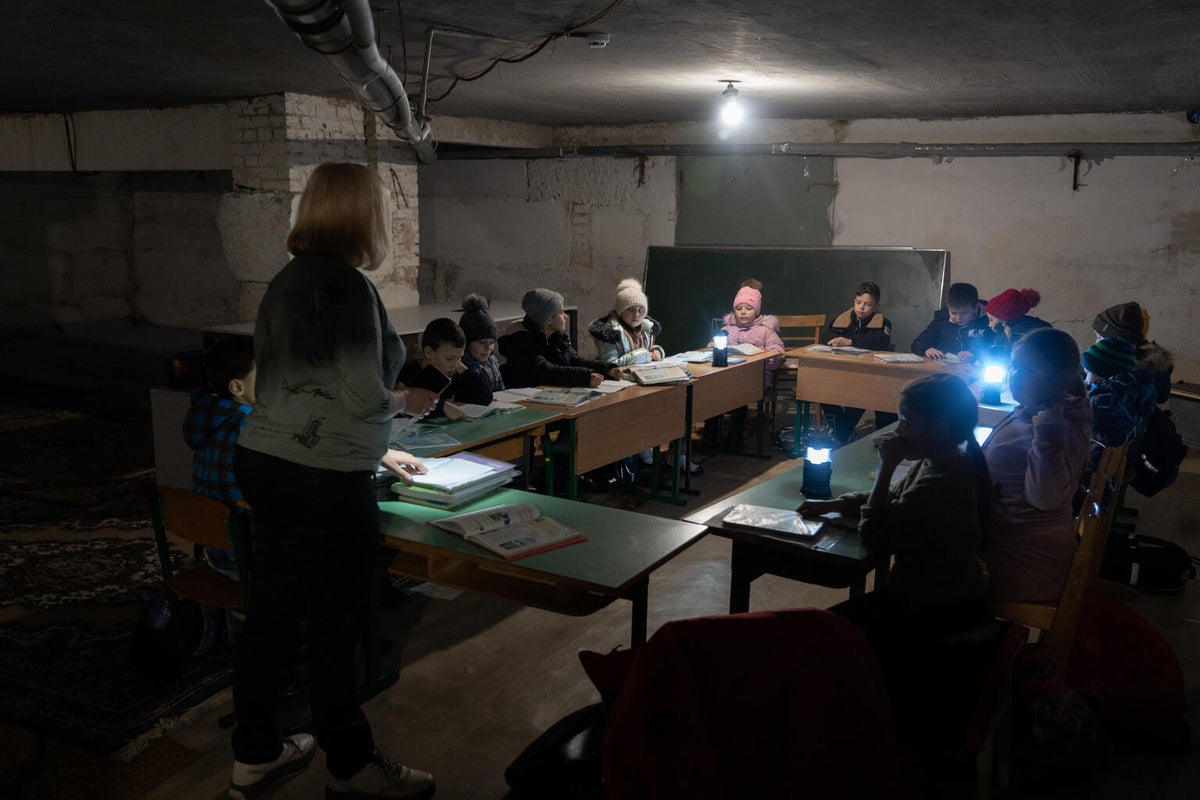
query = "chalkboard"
(643, 247, 949, 355)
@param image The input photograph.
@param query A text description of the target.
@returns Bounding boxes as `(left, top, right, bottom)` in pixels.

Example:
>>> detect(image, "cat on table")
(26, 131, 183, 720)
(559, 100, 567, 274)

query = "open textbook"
(627, 364, 691, 385)
(430, 502, 587, 560)
(807, 344, 871, 356)
(872, 352, 926, 364)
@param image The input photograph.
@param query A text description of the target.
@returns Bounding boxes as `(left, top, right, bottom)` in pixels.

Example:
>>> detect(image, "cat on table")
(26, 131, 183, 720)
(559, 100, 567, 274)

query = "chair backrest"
(775, 314, 827, 349)
(988, 441, 1129, 674)
(152, 485, 251, 596)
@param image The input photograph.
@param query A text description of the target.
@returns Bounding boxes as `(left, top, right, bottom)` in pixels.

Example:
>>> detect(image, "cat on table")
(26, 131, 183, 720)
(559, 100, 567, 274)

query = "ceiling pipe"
(435, 141, 1200, 160)
(264, 0, 436, 164)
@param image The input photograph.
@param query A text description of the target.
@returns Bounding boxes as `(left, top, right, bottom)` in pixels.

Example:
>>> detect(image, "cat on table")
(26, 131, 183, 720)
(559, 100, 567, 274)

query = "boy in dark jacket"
(499, 288, 620, 388)
(910, 282, 990, 361)
(824, 281, 895, 443)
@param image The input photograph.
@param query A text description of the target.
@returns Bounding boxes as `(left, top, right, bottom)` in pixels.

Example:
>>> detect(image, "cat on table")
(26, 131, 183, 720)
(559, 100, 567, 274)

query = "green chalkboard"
(643, 247, 949, 355)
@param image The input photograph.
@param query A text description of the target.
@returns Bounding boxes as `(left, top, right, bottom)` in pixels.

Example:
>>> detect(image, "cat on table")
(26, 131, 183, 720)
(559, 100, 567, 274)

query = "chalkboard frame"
(642, 246, 950, 355)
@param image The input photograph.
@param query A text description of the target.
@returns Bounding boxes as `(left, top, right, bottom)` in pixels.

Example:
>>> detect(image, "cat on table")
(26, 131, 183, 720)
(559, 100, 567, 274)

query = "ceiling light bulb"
(718, 81, 743, 126)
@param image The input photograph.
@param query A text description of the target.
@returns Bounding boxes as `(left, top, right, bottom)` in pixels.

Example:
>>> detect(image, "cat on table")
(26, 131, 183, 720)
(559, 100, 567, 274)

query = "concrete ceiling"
(4, 0, 1200, 128)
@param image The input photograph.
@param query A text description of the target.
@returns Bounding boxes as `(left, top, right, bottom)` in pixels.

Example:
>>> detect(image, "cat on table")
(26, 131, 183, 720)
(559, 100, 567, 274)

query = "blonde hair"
(286, 163, 390, 270)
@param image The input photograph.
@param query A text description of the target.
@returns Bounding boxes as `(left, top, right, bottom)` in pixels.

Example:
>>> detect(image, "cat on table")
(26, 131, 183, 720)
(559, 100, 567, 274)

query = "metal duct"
(264, 0, 436, 164)
(436, 141, 1200, 160)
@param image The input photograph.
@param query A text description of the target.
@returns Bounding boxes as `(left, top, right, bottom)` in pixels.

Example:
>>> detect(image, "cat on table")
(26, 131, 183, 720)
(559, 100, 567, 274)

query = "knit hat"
(614, 278, 648, 315)
(733, 285, 762, 316)
(986, 288, 1041, 323)
(522, 288, 564, 327)
(1081, 337, 1137, 379)
(459, 294, 497, 342)
(1091, 301, 1144, 344)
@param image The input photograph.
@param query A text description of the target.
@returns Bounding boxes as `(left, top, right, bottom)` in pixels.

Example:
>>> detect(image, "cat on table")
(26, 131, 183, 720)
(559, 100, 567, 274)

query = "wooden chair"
(767, 314, 826, 435)
(152, 485, 251, 652)
(988, 441, 1129, 674)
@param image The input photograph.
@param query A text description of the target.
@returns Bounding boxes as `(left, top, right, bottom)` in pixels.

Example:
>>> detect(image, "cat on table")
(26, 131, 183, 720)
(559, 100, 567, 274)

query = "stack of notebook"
(388, 452, 519, 509)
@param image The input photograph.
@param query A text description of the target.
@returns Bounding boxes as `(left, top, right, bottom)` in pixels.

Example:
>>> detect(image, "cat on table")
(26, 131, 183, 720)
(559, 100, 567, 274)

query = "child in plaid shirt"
(182, 336, 256, 578)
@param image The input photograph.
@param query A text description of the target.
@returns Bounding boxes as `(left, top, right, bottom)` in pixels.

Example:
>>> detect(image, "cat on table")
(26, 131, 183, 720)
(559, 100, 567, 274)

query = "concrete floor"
(2, 322, 1197, 799)
(148, 457, 1200, 800)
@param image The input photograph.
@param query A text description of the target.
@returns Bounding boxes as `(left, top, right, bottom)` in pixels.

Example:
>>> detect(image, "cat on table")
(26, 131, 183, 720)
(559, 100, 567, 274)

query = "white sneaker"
(229, 733, 317, 800)
(327, 750, 436, 799)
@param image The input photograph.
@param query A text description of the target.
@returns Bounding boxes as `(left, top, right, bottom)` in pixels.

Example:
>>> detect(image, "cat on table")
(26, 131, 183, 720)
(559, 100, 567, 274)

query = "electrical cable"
(425, 0, 626, 105)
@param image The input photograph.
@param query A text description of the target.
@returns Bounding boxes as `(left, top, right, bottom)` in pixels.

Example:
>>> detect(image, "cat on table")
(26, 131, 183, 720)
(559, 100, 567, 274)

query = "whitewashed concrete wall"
(0, 94, 420, 328)
(833, 155, 1200, 378)
(419, 156, 676, 356)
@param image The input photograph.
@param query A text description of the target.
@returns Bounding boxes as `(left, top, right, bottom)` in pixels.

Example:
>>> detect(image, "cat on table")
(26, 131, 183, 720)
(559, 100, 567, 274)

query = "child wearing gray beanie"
(499, 288, 619, 388)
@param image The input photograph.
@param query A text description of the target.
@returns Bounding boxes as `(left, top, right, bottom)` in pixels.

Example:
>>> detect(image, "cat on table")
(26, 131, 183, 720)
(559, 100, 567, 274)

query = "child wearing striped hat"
(1082, 337, 1157, 452)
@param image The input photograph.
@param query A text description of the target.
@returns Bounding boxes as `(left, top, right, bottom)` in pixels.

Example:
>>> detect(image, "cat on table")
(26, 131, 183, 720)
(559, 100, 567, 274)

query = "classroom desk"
(522, 383, 689, 501)
(379, 489, 707, 646)
(683, 429, 888, 613)
(787, 346, 978, 454)
(389, 407, 562, 488)
(686, 350, 774, 458)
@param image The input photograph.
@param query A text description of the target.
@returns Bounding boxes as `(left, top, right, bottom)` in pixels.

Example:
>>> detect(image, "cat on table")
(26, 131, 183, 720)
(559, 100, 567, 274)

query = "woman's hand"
(829, 337, 853, 347)
(380, 449, 427, 482)
(798, 498, 846, 515)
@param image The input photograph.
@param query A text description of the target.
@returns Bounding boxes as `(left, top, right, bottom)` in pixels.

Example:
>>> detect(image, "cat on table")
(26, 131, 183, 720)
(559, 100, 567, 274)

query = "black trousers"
(821, 405, 898, 443)
(232, 446, 378, 780)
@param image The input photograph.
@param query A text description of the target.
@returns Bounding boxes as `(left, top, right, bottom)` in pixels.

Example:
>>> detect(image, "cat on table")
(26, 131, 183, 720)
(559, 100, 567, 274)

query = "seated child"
(823, 281, 895, 443)
(710, 279, 784, 450)
(980, 328, 1091, 604)
(499, 288, 620, 388)
(396, 317, 466, 417)
(909, 281, 990, 361)
(456, 294, 505, 406)
(182, 335, 256, 579)
(800, 373, 990, 632)
(1092, 300, 1174, 405)
(588, 278, 665, 366)
(978, 287, 1052, 365)
(1083, 337, 1157, 451)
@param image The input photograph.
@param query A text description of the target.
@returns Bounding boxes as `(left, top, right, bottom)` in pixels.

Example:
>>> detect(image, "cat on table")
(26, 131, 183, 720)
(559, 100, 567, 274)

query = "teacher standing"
(230, 163, 438, 800)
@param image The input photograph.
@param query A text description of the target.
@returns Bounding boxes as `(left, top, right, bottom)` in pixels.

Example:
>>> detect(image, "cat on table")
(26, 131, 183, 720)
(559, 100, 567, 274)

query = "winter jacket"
(909, 305, 991, 357)
(720, 312, 785, 389)
(588, 312, 665, 366)
(981, 393, 1092, 604)
(974, 315, 1053, 365)
(498, 316, 616, 388)
(455, 353, 504, 405)
(1136, 340, 1174, 405)
(827, 309, 892, 352)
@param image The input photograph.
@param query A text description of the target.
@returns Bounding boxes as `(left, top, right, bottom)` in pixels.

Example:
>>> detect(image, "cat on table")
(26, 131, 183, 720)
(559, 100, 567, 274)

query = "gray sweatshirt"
(238, 253, 404, 472)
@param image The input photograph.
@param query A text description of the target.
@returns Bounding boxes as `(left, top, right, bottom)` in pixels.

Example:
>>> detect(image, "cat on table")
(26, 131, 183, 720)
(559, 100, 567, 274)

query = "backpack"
(1101, 533, 1198, 594)
(1128, 408, 1188, 497)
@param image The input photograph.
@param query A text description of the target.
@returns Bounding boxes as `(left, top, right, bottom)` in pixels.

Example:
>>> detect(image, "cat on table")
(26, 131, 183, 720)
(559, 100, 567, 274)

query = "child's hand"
(607, 367, 623, 380)
(589, 373, 604, 388)
(956, 350, 974, 362)
(872, 431, 910, 466)
(798, 498, 846, 515)
(650, 350, 663, 361)
(829, 337, 853, 347)
(924, 347, 945, 360)
(380, 449, 427, 482)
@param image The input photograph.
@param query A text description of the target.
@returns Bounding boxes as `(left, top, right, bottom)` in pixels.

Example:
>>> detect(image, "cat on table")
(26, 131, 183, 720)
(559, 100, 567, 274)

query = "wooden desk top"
(785, 345, 975, 377)
(519, 381, 684, 419)
(380, 489, 707, 596)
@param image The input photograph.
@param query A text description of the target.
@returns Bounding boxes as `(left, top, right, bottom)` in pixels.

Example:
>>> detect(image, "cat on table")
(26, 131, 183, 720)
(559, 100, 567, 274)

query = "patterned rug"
(0, 395, 234, 757)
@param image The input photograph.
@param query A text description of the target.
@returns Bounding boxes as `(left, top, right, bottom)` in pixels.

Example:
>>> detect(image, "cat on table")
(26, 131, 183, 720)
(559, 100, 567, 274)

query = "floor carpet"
(0, 393, 233, 759)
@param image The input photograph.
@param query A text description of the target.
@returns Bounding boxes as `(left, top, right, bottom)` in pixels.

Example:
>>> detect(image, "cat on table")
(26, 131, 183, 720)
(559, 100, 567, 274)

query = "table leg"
(729, 540, 757, 614)
(517, 433, 532, 490)
(683, 384, 694, 493)
(628, 579, 649, 647)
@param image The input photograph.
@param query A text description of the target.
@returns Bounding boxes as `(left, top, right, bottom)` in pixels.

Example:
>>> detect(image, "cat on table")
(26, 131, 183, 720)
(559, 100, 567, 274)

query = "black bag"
(1128, 408, 1188, 497)
(1130, 535, 1198, 594)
